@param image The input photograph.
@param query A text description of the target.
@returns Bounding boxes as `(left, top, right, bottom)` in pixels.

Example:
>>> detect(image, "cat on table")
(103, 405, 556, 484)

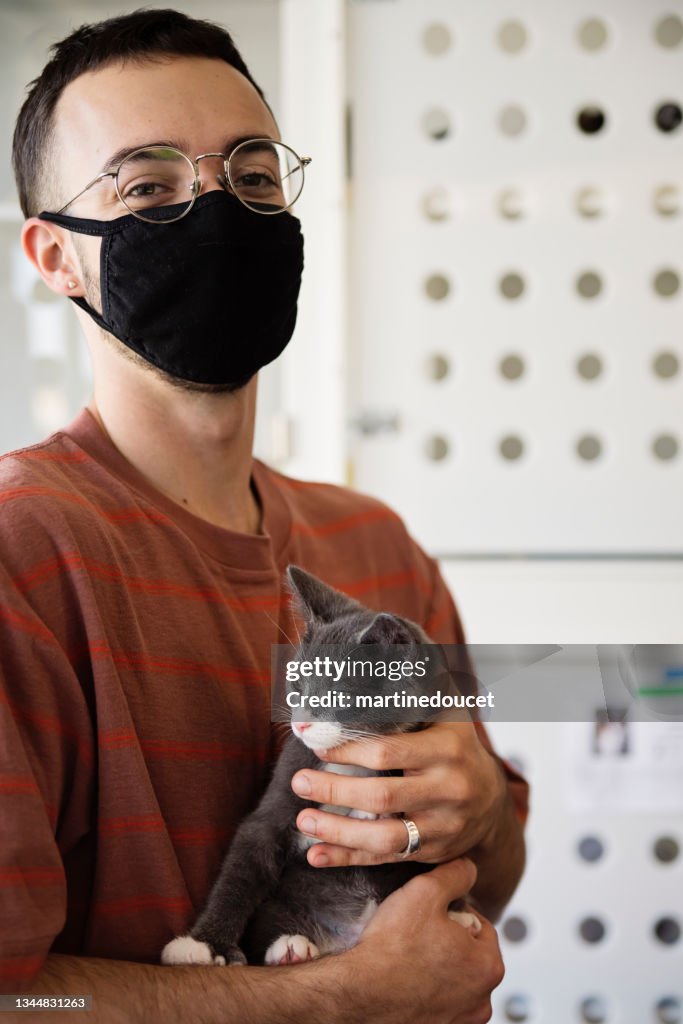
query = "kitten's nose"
(295, 721, 311, 733)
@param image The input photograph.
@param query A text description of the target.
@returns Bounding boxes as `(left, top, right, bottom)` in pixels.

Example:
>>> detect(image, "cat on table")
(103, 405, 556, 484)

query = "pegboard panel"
(487, 720, 683, 1024)
(347, 0, 683, 555)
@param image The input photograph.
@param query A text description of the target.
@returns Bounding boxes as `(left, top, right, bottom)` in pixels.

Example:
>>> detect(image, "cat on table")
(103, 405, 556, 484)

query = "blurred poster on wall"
(564, 716, 683, 812)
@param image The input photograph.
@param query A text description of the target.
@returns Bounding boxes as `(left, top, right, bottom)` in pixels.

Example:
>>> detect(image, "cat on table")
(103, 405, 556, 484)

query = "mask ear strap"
(68, 294, 114, 336)
(38, 210, 128, 237)
(38, 212, 118, 332)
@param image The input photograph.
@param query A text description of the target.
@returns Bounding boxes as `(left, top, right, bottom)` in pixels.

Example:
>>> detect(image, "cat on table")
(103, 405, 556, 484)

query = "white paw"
(264, 934, 321, 965)
(448, 910, 482, 935)
(161, 935, 222, 966)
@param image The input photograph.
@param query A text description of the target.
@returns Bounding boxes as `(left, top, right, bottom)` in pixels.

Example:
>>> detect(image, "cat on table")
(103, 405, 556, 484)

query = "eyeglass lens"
(115, 141, 305, 220)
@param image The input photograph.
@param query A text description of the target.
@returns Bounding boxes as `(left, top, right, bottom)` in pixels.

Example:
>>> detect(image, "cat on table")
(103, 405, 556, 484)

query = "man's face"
(52, 54, 279, 306)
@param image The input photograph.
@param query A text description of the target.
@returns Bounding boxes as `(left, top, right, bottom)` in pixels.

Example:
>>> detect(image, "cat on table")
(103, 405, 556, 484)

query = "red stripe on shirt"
(424, 600, 452, 636)
(0, 486, 167, 525)
(0, 867, 63, 886)
(140, 739, 269, 763)
(93, 894, 191, 916)
(98, 731, 269, 764)
(168, 825, 232, 846)
(16, 555, 433, 612)
(98, 816, 165, 835)
(97, 729, 137, 753)
(291, 506, 400, 537)
(0, 693, 93, 766)
(16, 450, 89, 464)
(12, 555, 428, 617)
(97, 817, 231, 846)
(0, 775, 39, 795)
(14, 552, 282, 610)
(98, 730, 139, 750)
(86, 644, 270, 684)
(0, 604, 58, 645)
(341, 568, 431, 599)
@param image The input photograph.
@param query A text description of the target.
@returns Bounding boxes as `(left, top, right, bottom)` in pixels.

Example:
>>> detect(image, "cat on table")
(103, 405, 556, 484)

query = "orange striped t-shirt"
(0, 408, 527, 989)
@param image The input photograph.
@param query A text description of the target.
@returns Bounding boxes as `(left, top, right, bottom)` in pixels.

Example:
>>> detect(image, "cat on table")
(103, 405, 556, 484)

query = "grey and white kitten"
(162, 566, 479, 968)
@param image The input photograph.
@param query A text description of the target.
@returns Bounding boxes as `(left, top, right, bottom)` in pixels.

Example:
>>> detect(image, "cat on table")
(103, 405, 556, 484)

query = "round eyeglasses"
(56, 139, 312, 223)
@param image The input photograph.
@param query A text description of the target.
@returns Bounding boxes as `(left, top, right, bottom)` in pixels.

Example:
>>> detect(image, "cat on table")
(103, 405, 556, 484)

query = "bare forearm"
(469, 766, 527, 922)
(7, 953, 357, 1024)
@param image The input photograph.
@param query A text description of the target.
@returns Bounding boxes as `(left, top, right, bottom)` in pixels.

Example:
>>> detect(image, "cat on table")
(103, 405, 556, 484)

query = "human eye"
(125, 180, 172, 199)
(233, 166, 281, 196)
(117, 148, 194, 210)
(237, 170, 276, 187)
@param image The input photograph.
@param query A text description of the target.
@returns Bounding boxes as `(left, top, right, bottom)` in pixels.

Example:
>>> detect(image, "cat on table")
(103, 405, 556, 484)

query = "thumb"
(406, 857, 478, 909)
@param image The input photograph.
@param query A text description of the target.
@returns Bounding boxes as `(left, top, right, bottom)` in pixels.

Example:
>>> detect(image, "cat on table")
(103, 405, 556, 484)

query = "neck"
(89, 356, 261, 535)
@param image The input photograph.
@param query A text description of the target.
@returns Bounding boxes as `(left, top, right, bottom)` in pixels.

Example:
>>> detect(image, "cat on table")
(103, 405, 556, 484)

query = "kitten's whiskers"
(263, 610, 297, 648)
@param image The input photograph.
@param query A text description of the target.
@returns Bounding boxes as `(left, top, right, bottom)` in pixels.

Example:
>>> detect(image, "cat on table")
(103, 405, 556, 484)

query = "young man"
(1, 10, 527, 1022)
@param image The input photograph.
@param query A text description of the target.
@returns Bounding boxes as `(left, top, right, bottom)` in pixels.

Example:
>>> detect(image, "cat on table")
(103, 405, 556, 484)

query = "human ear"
(21, 217, 84, 298)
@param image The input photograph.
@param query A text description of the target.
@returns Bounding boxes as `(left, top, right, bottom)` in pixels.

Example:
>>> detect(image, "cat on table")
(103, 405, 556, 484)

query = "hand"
(344, 858, 504, 1024)
(290, 723, 506, 867)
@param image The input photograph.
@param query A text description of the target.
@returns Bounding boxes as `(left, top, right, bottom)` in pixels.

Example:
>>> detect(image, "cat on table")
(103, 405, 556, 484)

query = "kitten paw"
(448, 910, 482, 935)
(265, 934, 321, 965)
(161, 935, 225, 966)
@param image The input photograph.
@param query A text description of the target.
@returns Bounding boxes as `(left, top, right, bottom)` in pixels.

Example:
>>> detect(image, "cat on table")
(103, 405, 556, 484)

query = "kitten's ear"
(286, 565, 361, 623)
(358, 612, 416, 645)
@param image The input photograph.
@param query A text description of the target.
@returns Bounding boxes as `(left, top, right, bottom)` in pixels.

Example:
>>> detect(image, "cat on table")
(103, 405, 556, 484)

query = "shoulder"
(258, 461, 409, 539)
(0, 431, 107, 562)
(258, 462, 447, 626)
(0, 431, 90, 487)
(0, 432, 88, 519)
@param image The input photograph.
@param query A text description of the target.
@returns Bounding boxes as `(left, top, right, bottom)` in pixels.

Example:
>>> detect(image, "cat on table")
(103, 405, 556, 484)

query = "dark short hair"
(12, 7, 268, 218)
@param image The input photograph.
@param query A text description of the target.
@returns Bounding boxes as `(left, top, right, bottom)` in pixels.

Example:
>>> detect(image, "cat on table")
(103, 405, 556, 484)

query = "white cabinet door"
(347, 0, 683, 556)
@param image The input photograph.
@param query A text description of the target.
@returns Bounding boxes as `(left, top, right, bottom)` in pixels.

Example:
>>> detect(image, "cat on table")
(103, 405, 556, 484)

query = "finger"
(297, 809, 405, 855)
(315, 721, 476, 772)
(308, 837, 456, 869)
(306, 843, 390, 868)
(296, 808, 451, 863)
(291, 768, 436, 815)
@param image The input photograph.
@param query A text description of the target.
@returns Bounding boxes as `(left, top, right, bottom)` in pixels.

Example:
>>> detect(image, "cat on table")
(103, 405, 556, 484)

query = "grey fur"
(175, 566, 461, 965)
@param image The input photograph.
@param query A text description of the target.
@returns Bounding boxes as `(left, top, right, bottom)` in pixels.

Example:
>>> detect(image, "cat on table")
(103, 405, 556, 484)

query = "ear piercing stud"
(67, 280, 77, 289)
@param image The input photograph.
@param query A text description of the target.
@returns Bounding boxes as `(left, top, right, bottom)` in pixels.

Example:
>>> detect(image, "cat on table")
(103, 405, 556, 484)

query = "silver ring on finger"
(397, 817, 421, 858)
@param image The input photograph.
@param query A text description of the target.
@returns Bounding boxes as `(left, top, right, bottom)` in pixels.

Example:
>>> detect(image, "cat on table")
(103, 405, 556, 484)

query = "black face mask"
(40, 191, 305, 387)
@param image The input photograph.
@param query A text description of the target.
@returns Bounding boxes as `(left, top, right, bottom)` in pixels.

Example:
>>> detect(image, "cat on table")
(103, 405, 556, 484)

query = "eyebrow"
(100, 134, 277, 173)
